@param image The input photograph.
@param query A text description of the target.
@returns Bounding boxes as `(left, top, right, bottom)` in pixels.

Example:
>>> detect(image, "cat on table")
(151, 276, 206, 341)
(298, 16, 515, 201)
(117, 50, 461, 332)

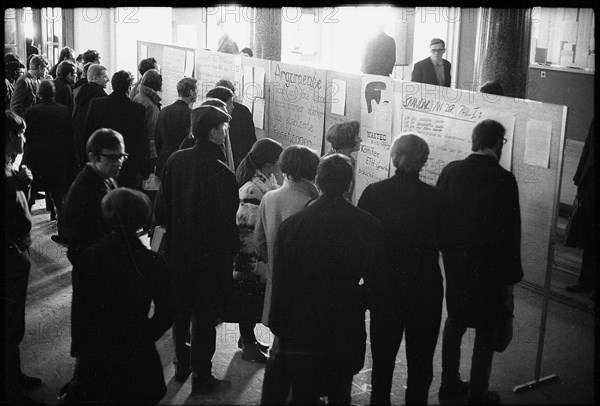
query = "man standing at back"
(361, 24, 396, 77)
(437, 119, 523, 405)
(412, 38, 452, 87)
(84, 70, 150, 188)
(154, 104, 239, 395)
(10, 54, 49, 117)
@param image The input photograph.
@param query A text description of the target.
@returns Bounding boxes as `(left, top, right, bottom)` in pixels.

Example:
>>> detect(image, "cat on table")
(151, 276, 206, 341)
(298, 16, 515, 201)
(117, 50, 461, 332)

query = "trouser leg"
(287, 348, 320, 405)
(172, 309, 191, 372)
(441, 317, 467, 386)
(239, 322, 257, 344)
(370, 310, 403, 405)
(190, 307, 217, 379)
(578, 237, 596, 288)
(468, 326, 496, 398)
(261, 336, 291, 405)
(48, 188, 68, 236)
(404, 293, 442, 405)
(326, 373, 353, 405)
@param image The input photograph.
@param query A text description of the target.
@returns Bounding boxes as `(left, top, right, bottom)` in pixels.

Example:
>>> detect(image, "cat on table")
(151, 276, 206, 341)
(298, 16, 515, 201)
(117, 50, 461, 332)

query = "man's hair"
(29, 55, 49, 70)
(4, 53, 21, 64)
(390, 133, 430, 173)
(58, 46, 75, 62)
(206, 86, 234, 103)
(111, 70, 134, 94)
(471, 119, 506, 151)
(138, 57, 158, 76)
(56, 60, 76, 78)
(430, 38, 445, 48)
(215, 79, 235, 94)
(82, 49, 100, 64)
(37, 80, 56, 100)
(82, 62, 93, 79)
(87, 64, 107, 82)
(240, 47, 253, 57)
(76, 53, 83, 63)
(101, 188, 151, 232)
(316, 154, 354, 197)
(140, 69, 162, 92)
(280, 145, 320, 182)
(326, 121, 360, 150)
(4, 110, 26, 144)
(480, 80, 504, 96)
(364, 81, 386, 113)
(86, 128, 124, 157)
(5, 60, 25, 75)
(177, 77, 197, 97)
(191, 105, 231, 141)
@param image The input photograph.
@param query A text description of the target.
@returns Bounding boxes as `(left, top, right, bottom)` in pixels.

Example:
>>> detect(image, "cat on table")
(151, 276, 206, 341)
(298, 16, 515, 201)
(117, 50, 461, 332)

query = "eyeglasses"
(502, 138, 508, 145)
(431, 49, 445, 54)
(99, 153, 129, 162)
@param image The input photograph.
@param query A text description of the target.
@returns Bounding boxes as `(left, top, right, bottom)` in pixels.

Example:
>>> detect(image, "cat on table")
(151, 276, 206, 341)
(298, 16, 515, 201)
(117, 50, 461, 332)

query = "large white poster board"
(195, 50, 242, 105)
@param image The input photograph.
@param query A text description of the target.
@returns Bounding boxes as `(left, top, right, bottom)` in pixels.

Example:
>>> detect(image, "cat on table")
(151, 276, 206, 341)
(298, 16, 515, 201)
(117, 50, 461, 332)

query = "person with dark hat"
(154, 104, 239, 395)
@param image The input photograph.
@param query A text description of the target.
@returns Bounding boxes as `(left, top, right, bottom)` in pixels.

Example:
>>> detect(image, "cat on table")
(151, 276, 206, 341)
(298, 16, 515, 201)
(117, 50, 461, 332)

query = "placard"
(161, 46, 186, 107)
(361, 75, 394, 148)
(195, 49, 242, 100)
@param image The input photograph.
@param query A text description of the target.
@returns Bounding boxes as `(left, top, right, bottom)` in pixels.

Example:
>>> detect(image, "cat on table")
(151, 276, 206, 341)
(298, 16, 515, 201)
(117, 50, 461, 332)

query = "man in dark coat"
(72, 64, 108, 167)
(48, 46, 75, 79)
(53, 60, 77, 112)
(411, 38, 452, 87)
(84, 70, 150, 189)
(154, 104, 239, 395)
(361, 25, 396, 77)
(10, 54, 49, 117)
(436, 119, 523, 405)
(216, 79, 258, 169)
(565, 118, 595, 293)
(358, 134, 464, 405)
(270, 154, 384, 404)
(22, 80, 75, 243)
(63, 129, 124, 266)
(155, 77, 197, 179)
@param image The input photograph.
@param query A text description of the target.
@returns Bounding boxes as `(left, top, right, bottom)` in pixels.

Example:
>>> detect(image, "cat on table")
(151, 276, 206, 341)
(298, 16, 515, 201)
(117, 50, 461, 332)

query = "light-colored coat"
(254, 178, 319, 326)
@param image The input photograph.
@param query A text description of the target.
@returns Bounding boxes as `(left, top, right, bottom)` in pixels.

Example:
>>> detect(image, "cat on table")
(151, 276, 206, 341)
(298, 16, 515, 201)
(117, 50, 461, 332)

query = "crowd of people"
(4, 44, 523, 406)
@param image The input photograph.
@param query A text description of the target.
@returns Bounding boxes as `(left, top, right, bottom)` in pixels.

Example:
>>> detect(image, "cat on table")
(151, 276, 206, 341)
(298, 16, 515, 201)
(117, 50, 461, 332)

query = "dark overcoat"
(437, 154, 523, 328)
(22, 100, 75, 191)
(84, 92, 151, 188)
(72, 82, 107, 166)
(54, 77, 74, 112)
(155, 99, 191, 178)
(411, 57, 452, 87)
(10, 71, 39, 117)
(70, 231, 174, 402)
(269, 195, 384, 375)
(154, 139, 239, 312)
(229, 101, 257, 169)
(357, 170, 465, 317)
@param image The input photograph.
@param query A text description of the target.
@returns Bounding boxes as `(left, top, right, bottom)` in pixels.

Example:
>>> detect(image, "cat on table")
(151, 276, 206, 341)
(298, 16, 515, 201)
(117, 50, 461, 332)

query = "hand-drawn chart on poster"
(195, 50, 241, 104)
(398, 92, 515, 185)
(360, 75, 394, 148)
(353, 143, 390, 203)
(269, 61, 326, 151)
(161, 46, 187, 107)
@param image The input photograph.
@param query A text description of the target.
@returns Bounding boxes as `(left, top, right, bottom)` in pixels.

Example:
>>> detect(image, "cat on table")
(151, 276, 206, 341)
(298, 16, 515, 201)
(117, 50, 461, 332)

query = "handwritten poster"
(361, 75, 394, 148)
(397, 91, 516, 185)
(269, 61, 326, 151)
(524, 119, 552, 168)
(353, 143, 391, 203)
(195, 50, 241, 100)
(161, 46, 186, 107)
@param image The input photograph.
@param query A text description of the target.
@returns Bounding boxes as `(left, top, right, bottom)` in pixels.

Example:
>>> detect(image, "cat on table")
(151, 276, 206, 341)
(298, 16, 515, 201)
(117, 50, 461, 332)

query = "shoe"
(439, 380, 470, 400)
(18, 373, 43, 389)
(191, 375, 232, 395)
(174, 366, 192, 383)
(33, 191, 45, 200)
(238, 336, 269, 352)
(241, 342, 268, 363)
(565, 283, 593, 293)
(469, 390, 500, 405)
(50, 235, 69, 244)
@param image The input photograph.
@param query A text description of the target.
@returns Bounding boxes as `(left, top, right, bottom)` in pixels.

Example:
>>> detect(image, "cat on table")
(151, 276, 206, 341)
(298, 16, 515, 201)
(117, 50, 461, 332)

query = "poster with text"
(195, 50, 242, 103)
(360, 75, 394, 148)
(353, 143, 391, 203)
(397, 90, 515, 185)
(269, 61, 327, 151)
(161, 46, 187, 107)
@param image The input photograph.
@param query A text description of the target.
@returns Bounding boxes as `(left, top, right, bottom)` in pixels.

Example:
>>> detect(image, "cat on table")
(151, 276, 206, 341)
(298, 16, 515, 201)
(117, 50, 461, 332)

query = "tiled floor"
(17, 198, 596, 405)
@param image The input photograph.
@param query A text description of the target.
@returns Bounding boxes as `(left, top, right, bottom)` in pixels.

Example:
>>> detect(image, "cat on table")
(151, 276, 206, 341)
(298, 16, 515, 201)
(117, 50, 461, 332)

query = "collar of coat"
(281, 177, 319, 200)
(138, 85, 162, 107)
(193, 138, 228, 164)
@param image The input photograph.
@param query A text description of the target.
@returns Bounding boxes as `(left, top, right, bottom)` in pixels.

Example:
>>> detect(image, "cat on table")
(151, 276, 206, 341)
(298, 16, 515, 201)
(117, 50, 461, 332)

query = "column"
(475, 8, 532, 98)
(251, 8, 281, 61)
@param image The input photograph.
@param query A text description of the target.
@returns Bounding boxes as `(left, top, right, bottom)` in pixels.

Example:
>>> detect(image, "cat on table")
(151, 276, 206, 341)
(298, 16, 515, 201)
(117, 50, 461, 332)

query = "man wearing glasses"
(411, 38, 452, 87)
(63, 128, 126, 264)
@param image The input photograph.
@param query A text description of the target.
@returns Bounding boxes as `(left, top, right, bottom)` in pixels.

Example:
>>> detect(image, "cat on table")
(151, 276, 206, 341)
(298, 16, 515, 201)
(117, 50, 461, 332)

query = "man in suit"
(270, 154, 384, 404)
(84, 70, 150, 189)
(362, 24, 396, 77)
(437, 119, 523, 405)
(411, 38, 452, 87)
(10, 54, 49, 117)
